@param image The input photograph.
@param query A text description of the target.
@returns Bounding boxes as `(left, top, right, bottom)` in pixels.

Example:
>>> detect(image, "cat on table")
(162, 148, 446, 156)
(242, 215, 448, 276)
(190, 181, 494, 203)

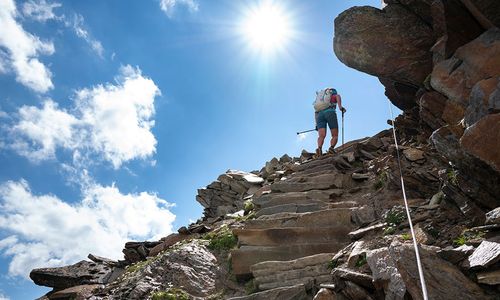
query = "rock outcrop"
(30, 0, 500, 299)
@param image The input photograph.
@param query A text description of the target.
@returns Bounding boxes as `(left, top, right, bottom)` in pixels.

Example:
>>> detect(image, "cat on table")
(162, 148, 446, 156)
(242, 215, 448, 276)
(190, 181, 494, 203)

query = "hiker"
(313, 87, 346, 156)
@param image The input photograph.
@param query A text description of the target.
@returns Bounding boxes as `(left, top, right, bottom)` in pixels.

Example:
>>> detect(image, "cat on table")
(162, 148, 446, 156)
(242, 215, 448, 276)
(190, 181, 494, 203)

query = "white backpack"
(313, 88, 336, 112)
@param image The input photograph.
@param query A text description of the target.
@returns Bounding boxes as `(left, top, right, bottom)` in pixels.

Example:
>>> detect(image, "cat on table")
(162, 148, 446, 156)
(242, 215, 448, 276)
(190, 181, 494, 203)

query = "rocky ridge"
(30, 0, 499, 299)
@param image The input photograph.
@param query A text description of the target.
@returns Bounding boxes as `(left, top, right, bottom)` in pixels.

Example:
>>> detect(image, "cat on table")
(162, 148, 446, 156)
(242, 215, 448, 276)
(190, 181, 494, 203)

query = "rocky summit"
(31, 1, 499, 299)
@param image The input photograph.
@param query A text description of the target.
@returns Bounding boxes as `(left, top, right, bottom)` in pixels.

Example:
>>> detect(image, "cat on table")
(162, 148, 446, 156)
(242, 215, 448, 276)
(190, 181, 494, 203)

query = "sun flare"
(241, 2, 292, 53)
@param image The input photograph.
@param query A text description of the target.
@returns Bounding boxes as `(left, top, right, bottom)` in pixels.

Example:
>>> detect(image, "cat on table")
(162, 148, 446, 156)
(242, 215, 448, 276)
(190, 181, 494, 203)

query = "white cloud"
(10, 65, 160, 168)
(12, 100, 78, 161)
(159, 0, 199, 17)
(0, 179, 175, 278)
(22, 0, 61, 22)
(0, 290, 10, 300)
(68, 14, 104, 57)
(0, 0, 54, 93)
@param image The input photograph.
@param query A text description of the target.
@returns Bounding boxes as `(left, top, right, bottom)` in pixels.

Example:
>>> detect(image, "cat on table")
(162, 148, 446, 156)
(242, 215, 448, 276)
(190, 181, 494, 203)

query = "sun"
(241, 1, 292, 53)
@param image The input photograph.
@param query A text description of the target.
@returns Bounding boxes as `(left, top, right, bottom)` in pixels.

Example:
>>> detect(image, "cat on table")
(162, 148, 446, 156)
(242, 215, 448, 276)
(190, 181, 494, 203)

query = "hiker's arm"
(337, 95, 346, 112)
(314, 112, 319, 130)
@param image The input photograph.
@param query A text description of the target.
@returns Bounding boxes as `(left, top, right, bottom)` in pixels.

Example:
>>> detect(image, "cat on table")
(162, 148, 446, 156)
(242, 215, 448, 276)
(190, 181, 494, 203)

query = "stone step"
(233, 226, 351, 246)
(227, 284, 308, 300)
(254, 190, 344, 208)
(328, 201, 359, 209)
(271, 173, 348, 193)
(259, 274, 331, 291)
(231, 243, 345, 277)
(255, 203, 327, 217)
(251, 253, 334, 276)
(245, 208, 354, 230)
(250, 253, 334, 291)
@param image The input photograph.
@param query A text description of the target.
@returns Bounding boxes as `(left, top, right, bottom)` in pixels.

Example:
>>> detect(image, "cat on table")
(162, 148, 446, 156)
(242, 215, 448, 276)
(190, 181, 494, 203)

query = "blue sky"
(0, 0, 393, 298)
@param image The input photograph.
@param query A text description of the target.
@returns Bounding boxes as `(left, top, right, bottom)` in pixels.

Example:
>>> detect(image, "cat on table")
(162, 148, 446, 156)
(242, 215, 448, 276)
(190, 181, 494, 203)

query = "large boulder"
(460, 113, 500, 172)
(30, 260, 115, 289)
(464, 77, 500, 127)
(431, 28, 500, 108)
(389, 242, 487, 300)
(430, 0, 484, 63)
(334, 5, 434, 88)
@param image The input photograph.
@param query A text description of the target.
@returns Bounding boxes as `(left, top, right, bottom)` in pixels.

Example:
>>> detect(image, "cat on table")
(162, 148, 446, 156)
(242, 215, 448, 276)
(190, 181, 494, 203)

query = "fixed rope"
(387, 101, 429, 300)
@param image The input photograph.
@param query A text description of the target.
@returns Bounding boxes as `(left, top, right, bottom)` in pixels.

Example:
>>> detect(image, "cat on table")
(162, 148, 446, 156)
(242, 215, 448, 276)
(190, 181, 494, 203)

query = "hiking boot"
(314, 148, 322, 158)
(327, 146, 336, 155)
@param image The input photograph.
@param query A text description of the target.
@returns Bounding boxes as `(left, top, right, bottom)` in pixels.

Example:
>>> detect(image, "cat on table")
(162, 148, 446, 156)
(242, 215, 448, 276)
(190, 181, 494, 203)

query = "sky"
(0, 0, 394, 298)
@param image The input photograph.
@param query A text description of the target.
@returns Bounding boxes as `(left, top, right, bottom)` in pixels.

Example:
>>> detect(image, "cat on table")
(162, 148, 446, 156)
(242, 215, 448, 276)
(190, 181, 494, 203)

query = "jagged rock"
(477, 270, 500, 285)
(418, 91, 448, 130)
(46, 284, 100, 300)
(463, 240, 500, 269)
(30, 260, 114, 289)
(437, 245, 474, 264)
(331, 268, 374, 290)
(98, 240, 220, 299)
(348, 223, 385, 240)
(228, 284, 308, 300)
(148, 233, 190, 257)
(346, 241, 368, 268)
(486, 207, 500, 225)
(460, 113, 500, 172)
(403, 148, 425, 162)
(389, 242, 487, 300)
(464, 77, 500, 127)
(430, 0, 484, 63)
(366, 247, 406, 299)
(379, 78, 419, 110)
(313, 288, 338, 300)
(337, 281, 374, 300)
(414, 224, 435, 245)
(431, 28, 500, 108)
(431, 125, 500, 211)
(351, 206, 376, 227)
(334, 5, 434, 89)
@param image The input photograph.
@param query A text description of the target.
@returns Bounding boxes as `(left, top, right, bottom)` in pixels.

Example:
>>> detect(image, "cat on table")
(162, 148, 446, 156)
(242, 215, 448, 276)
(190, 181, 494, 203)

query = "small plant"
(327, 259, 338, 270)
(401, 233, 411, 241)
(244, 200, 255, 215)
(453, 235, 467, 246)
(244, 279, 259, 295)
(355, 255, 367, 268)
(447, 169, 458, 186)
(204, 226, 238, 251)
(125, 260, 149, 274)
(453, 229, 485, 246)
(383, 226, 396, 235)
(373, 171, 388, 190)
(385, 207, 406, 226)
(151, 288, 189, 300)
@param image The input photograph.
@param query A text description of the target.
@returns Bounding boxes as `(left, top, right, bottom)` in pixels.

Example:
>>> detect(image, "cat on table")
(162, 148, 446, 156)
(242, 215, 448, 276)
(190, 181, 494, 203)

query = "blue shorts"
(316, 108, 338, 129)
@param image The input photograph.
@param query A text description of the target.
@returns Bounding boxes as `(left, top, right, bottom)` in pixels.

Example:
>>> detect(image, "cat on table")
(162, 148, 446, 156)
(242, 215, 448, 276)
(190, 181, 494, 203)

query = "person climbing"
(313, 87, 346, 157)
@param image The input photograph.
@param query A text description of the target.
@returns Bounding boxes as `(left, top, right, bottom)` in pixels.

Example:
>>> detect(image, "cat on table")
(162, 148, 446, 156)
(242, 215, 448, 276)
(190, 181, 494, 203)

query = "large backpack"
(313, 88, 337, 112)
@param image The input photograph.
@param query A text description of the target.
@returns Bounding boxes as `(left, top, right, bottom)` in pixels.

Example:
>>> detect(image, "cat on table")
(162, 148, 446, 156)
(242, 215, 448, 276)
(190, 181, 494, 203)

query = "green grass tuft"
(151, 288, 189, 300)
(203, 226, 238, 251)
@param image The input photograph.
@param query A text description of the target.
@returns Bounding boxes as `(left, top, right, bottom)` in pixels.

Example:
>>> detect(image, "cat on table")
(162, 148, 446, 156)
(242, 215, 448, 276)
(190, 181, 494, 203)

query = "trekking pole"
(342, 109, 345, 149)
(296, 128, 317, 135)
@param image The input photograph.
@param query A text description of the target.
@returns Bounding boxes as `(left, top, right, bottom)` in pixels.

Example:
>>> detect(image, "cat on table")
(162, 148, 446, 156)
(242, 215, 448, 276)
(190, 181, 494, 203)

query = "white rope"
(388, 101, 429, 300)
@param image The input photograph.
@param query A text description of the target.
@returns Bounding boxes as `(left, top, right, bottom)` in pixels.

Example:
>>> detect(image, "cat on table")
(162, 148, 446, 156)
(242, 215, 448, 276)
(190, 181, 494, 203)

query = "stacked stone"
(196, 170, 264, 220)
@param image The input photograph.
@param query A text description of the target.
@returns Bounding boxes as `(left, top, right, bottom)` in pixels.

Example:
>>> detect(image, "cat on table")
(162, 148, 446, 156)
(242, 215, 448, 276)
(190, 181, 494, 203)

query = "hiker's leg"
(330, 128, 338, 148)
(317, 128, 326, 150)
